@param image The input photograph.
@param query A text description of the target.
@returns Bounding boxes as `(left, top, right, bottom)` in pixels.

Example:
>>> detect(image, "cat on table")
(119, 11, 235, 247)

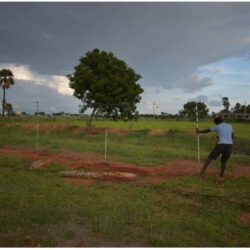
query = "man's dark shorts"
(208, 144, 233, 165)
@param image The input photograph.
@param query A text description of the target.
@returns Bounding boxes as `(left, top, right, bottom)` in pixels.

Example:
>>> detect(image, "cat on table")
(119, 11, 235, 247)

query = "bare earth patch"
(239, 212, 250, 226)
(148, 129, 166, 136)
(0, 146, 250, 186)
(0, 123, 135, 135)
(59, 170, 137, 181)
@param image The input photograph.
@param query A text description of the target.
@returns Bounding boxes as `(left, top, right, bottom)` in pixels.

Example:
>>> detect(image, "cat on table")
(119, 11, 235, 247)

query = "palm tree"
(0, 69, 14, 117)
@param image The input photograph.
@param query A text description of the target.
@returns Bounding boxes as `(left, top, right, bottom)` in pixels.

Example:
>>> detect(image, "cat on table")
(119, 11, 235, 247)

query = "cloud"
(1, 3, 250, 113)
(1, 3, 250, 85)
(240, 36, 250, 44)
(0, 63, 73, 95)
(199, 65, 225, 75)
(0, 63, 77, 114)
(0, 64, 35, 81)
(208, 99, 222, 107)
(40, 31, 54, 41)
(171, 74, 214, 92)
(191, 95, 209, 103)
(4, 80, 80, 114)
(49, 75, 72, 95)
(138, 85, 197, 114)
(190, 95, 222, 108)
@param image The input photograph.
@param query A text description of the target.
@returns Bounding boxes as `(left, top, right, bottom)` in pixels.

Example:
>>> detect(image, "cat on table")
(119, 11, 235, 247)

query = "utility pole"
(36, 101, 39, 154)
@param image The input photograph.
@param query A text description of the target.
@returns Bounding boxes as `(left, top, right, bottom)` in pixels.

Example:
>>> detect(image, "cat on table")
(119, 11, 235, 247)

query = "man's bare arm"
(196, 128, 211, 134)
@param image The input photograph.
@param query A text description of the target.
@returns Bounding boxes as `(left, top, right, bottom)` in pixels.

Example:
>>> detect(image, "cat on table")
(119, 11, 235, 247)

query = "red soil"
(239, 212, 250, 226)
(0, 146, 249, 186)
(148, 129, 165, 136)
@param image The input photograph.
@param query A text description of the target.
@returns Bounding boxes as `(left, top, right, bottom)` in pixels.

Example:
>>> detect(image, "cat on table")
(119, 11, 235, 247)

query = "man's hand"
(196, 128, 211, 134)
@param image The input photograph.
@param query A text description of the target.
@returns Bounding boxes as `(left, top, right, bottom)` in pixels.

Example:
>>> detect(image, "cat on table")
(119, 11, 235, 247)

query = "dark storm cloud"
(1, 2, 250, 112)
(1, 3, 250, 78)
(170, 75, 214, 92)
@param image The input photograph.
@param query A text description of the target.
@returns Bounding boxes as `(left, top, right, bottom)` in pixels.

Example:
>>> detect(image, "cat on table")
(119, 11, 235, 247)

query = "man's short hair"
(214, 116, 223, 125)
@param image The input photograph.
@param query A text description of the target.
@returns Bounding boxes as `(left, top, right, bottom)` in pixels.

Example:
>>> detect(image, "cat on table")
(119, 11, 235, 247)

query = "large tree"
(179, 101, 209, 120)
(0, 69, 14, 117)
(68, 49, 144, 130)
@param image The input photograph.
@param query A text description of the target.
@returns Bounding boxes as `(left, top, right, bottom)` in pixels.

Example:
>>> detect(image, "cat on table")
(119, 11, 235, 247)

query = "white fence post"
(104, 129, 108, 161)
(196, 102, 200, 172)
(36, 101, 39, 155)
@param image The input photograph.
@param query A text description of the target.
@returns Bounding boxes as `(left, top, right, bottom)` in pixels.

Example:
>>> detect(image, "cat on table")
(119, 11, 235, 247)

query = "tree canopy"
(68, 49, 144, 129)
(179, 101, 209, 120)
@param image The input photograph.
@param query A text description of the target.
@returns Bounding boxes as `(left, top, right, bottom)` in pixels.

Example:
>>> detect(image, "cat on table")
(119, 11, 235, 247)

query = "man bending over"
(196, 116, 234, 179)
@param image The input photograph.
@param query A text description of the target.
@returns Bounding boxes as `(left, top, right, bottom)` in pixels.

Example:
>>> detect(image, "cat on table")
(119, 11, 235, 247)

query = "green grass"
(1, 116, 250, 137)
(1, 116, 249, 145)
(0, 155, 250, 247)
(0, 117, 249, 246)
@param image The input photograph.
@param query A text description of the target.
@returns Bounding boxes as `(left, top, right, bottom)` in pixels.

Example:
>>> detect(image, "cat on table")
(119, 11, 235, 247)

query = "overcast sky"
(1, 2, 250, 114)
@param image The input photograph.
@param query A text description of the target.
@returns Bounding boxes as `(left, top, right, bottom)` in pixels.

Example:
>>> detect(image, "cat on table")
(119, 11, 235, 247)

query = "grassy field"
(0, 117, 250, 246)
(3, 116, 250, 138)
(0, 117, 249, 166)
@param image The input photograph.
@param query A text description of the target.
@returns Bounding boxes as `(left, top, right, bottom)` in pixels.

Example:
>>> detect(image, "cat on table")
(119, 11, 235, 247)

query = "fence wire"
(103, 128, 250, 168)
(0, 117, 249, 170)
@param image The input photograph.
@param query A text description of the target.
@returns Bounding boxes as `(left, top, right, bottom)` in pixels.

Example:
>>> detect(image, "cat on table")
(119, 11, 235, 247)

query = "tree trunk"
(2, 86, 5, 118)
(86, 108, 97, 132)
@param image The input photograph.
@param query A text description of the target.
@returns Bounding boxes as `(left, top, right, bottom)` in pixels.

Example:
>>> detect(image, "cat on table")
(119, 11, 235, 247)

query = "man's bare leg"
(199, 157, 213, 176)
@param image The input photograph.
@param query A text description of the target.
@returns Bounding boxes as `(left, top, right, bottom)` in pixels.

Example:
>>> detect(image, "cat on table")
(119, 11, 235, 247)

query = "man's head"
(214, 116, 223, 125)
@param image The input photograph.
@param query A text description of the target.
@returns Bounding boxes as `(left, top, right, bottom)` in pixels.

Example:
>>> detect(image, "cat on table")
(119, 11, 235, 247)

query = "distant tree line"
(219, 96, 250, 114)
